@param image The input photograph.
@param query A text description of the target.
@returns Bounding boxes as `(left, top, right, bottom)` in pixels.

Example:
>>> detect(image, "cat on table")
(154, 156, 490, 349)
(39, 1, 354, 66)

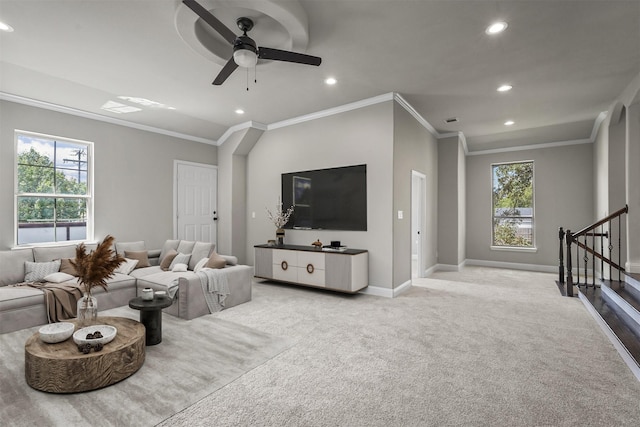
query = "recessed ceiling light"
(486, 21, 508, 35)
(0, 21, 14, 32)
(325, 77, 337, 85)
(235, 109, 245, 115)
(504, 120, 515, 126)
(497, 84, 513, 92)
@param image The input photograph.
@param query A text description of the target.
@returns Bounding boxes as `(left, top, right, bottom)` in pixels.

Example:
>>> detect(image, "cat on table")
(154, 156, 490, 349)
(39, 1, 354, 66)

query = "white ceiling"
(1, 0, 639, 152)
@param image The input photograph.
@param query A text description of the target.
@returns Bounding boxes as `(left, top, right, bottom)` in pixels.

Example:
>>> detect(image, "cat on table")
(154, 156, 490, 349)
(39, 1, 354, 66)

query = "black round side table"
(128, 296, 173, 345)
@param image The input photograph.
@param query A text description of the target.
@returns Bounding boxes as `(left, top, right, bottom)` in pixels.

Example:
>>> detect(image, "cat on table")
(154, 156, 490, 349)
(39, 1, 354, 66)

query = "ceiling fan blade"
(182, 0, 237, 45)
(212, 57, 239, 85)
(258, 47, 322, 66)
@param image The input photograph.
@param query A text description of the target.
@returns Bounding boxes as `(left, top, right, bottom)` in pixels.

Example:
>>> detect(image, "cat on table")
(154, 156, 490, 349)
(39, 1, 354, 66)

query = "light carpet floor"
(162, 267, 640, 427)
(2, 267, 640, 426)
(0, 305, 293, 426)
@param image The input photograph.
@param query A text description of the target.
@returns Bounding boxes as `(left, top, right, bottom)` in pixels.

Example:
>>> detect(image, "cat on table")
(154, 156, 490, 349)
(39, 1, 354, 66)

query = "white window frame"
(490, 160, 536, 252)
(14, 130, 94, 247)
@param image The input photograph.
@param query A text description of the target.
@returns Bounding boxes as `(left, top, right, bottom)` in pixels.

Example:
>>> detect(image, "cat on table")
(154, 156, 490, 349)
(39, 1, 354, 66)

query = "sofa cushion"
(159, 240, 180, 264)
(124, 250, 151, 268)
(116, 241, 146, 256)
(172, 263, 188, 272)
(59, 258, 78, 276)
(128, 265, 162, 279)
(33, 245, 77, 262)
(24, 260, 61, 282)
(115, 258, 139, 275)
(193, 257, 208, 273)
(176, 240, 196, 255)
(189, 242, 213, 270)
(169, 253, 191, 270)
(44, 272, 76, 283)
(160, 249, 178, 271)
(0, 286, 45, 311)
(0, 248, 34, 286)
(136, 270, 198, 290)
(220, 255, 238, 266)
(205, 252, 226, 269)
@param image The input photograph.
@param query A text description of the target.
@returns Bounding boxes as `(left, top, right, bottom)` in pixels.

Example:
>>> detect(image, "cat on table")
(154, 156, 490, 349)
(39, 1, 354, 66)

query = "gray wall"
(437, 136, 461, 267)
(245, 101, 395, 289)
(392, 103, 438, 287)
(0, 100, 217, 251)
(466, 143, 594, 268)
(457, 139, 466, 263)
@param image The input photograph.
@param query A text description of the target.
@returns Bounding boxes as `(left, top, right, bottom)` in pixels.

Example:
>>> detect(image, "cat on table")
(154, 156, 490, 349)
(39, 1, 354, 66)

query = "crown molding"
(0, 92, 218, 145)
(216, 120, 267, 146)
(267, 93, 395, 131)
(467, 111, 607, 156)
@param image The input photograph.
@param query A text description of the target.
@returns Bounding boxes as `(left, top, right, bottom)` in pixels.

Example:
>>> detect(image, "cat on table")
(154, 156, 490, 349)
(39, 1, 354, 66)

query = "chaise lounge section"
(0, 239, 252, 334)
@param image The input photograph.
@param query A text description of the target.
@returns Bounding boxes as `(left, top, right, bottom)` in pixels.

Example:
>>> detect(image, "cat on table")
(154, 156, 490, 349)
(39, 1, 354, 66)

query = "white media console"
(254, 244, 368, 293)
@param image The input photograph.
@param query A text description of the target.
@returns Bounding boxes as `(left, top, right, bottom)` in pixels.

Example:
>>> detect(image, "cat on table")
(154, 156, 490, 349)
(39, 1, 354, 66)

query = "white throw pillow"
(169, 253, 191, 270)
(24, 260, 61, 282)
(43, 272, 75, 283)
(115, 258, 139, 275)
(193, 257, 208, 273)
(172, 263, 188, 272)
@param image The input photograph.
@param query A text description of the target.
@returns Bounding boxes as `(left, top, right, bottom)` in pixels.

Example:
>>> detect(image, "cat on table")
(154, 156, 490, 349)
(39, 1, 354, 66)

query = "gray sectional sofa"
(0, 239, 252, 334)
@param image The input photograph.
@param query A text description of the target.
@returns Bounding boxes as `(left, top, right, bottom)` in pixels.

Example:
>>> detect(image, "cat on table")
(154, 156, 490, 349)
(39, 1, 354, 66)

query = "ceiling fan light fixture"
(233, 49, 257, 68)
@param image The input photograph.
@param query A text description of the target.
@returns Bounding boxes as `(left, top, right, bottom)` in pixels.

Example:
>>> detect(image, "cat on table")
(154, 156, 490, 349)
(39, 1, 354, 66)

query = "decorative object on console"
(72, 235, 125, 326)
(311, 239, 323, 248)
(266, 197, 294, 246)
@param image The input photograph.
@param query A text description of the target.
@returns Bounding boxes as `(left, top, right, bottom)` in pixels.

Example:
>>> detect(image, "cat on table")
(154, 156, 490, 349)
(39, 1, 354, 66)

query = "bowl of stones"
(73, 325, 117, 346)
(38, 322, 75, 343)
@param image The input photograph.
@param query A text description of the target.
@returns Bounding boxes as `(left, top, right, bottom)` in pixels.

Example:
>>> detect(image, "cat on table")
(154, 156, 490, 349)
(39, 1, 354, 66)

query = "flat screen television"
(281, 164, 367, 231)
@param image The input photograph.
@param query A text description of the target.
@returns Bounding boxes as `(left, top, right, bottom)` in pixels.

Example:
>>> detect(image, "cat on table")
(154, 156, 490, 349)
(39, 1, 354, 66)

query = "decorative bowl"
(39, 322, 75, 343)
(73, 325, 117, 346)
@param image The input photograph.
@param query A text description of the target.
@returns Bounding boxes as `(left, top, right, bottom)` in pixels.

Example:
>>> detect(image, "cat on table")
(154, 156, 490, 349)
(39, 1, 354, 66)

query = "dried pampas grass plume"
(72, 235, 125, 295)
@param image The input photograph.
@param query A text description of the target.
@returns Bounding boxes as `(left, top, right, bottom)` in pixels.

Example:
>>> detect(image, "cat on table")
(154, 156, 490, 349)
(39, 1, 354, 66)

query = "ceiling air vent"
(445, 117, 459, 123)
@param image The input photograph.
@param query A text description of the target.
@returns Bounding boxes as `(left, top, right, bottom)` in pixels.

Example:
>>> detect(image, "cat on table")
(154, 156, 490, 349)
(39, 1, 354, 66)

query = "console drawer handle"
(281, 261, 288, 271)
(306, 263, 314, 274)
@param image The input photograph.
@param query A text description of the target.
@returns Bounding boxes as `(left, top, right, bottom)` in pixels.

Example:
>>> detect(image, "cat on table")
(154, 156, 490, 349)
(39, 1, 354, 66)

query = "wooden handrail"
(571, 205, 628, 238)
(560, 205, 629, 297)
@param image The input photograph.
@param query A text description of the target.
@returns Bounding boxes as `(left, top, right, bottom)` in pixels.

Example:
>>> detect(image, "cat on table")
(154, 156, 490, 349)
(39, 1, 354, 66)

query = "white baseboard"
(626, 262, 640, 274)
(465, 259, 557, 273)
(361, 280, 412, 298)
(432, 261, 466, 273)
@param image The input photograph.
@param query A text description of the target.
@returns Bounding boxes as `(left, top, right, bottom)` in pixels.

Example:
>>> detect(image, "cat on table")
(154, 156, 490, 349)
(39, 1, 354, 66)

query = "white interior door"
(175, 161, 217, 244)
(411, 171, 426, 279)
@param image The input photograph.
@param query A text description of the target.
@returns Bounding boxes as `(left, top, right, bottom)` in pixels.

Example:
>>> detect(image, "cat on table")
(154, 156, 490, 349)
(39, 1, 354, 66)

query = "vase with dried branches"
(71, 235, 125, 326)
(266, 198, 294, 246)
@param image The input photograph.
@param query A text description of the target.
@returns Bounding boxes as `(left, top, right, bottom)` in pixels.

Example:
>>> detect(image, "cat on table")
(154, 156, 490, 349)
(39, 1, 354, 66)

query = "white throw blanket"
(197, 268, 230, 313)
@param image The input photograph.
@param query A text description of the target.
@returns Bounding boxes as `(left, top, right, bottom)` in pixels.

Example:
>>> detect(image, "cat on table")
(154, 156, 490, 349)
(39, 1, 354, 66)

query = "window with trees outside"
(15, 131, 93, 246)
(492, 161, 534, 248)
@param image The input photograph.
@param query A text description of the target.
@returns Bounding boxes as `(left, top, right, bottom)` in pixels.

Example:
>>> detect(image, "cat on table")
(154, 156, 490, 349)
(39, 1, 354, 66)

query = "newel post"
(565, 230, 574, 297)
(558, 227, 565, 284)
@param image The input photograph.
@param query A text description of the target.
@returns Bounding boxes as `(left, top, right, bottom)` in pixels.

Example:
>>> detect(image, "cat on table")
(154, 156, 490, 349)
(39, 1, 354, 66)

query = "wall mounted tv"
(281, 164, 367, 231)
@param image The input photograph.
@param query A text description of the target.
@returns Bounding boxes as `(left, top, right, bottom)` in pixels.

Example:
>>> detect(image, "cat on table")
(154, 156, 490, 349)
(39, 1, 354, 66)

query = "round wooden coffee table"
(24, 316, 145, 393)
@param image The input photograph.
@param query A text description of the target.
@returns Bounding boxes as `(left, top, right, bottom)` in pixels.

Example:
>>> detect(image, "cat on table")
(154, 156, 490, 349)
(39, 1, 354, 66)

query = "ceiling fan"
(182, 0, 322, 86)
